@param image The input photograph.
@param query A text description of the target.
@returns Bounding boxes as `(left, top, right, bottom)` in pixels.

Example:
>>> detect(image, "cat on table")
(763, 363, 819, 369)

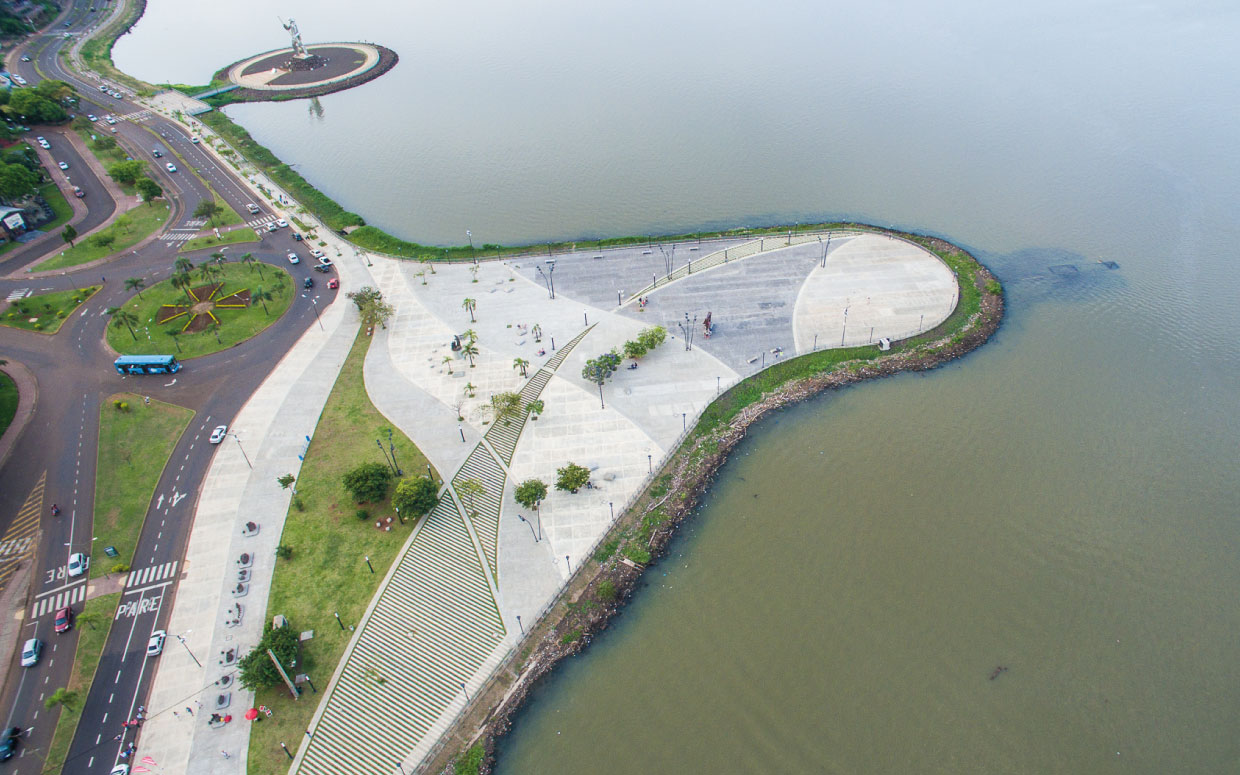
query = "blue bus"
(114, 354, 182, 375)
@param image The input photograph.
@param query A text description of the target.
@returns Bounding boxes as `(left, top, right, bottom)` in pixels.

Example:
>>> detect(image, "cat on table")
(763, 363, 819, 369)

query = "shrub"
(292, 496, 305, 512)
(276, 474, 295, 489)
(593, 539, 619, 563)
(514, 478, 548, 509)
(453, 744, 486, 775)
(275, 545, 293, 560)
(392, 475, 439, 518)
(555, 463, 591, 494)
(111, 562, 130, 574)
(623, 339, 648, 360)
(596, 580, 618, 601)
(356, 508, 371, 521)
(341, 461, 393, 503)
(560, 627, 583, 645)
(622, 545, 651, 565)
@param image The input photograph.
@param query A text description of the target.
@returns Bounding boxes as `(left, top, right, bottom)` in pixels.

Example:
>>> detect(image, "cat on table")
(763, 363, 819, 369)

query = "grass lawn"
(106, 261, 293, 359)
(37, 204, 170, 271)
(72, 131, 140, 196)
(40, 181, 74, 231)
(91, 394, 193, 577)
(179, 227, 258, 253)
(0, 371, 17, 438)
(247, 327, 439, 775)
(0, 285, 101, 333)
(42, 592, 122, 773)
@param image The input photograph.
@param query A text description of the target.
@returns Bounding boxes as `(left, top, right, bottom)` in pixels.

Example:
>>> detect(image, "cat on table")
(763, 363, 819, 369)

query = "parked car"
(67, 552, 88, 577)
(303, 276, 314, 289)
(191, 137, 200, 144)
(287, 252, 300, 264)
(291, 232, 303, 241)
(58, 161, 69, 170)
(87, 114, 97, 122)
(20, 54, 30, 62)
(309, 248, 324, 259)
(328, 277, 339, 290)
(20, 638, 41, 667)
(209, 425, 227, 444)
(316, 256, 333, 267)
(147, 630, 166, 657)
(73, 186, 84, 198)
(275, 219, 288, 229)
(110, 765, 130, 775)
(106, 116, 116, 125)
(54, 606, 73, 633)
(313, 264, 330, 273)
(165, 162, 177, 173)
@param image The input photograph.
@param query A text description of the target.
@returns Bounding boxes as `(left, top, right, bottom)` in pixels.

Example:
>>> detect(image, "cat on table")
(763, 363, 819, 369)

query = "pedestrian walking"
(173, 711, 180, 719)
(185, 706, 194, 716)
(220, 750, 230, 759)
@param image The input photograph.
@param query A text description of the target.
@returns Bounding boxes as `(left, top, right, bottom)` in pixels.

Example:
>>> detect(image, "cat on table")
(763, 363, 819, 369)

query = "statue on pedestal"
(280, 17, 309, 59)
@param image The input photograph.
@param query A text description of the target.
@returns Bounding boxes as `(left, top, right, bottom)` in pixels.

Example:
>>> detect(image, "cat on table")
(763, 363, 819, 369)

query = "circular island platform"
(218, 42, 398, 102)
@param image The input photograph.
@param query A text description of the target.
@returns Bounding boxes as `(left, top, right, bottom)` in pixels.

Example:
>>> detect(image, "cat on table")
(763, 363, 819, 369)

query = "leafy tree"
(124, 277, 145, 298)
(92, 136, 118, 152)
(623, 339, 648, 360)
(514, 478, 548, 509)
(456, 478, 486, 515)
(114, 212, 133, 234)
(513, 357, 529, 377)
(106, 306, 137, 340)
(393, 476, 439, 519)
(346, 285, 382, 311)
(75, 608, 106, 631)
(44, 687, 78, 711)
(61, 223, 77, 247)
(277, 474, 296, 489)
(638, 325, 667, 350)
(193, 197, 223, 225)
(237, 624, 300, 692)
(31, 79, 74, 103)
(0, 162, 37, 199)
(555, 463, 591, 494)
(106, 159, 146, 186)
(10, 90, 67, 123)
(461, 297, 476, 322)
(252, 286, 274, 315)
(90, 232, 115, 250)
(490, 391, 522, 425)
(359, 298, 394, 330)
(582, 354, 619, 409)
(341, 461, 393, 503)
(135, 176, 163, 205)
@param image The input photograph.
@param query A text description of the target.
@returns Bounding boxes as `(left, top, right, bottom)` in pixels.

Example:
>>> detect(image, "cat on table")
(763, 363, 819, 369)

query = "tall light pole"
(535, 260, 556, 299)
(176, 632, 202, 668)
(229, 432, 252, 469)
(302, 293, 323, 330)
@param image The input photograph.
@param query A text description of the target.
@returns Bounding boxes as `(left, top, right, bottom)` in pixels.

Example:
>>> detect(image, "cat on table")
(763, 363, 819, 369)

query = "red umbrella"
(223, 714, 233, 723)
(244, 708, 259, 721)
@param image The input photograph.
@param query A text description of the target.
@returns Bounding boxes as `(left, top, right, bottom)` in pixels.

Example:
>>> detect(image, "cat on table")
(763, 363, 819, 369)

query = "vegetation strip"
(91, 393, 193, 576)
(36, 204, 170, 271)
(246, 326, 438, 775)
(42, 592, 123, 773)
(429, 229, 1005, 775)
(0, 371, 16, 438)
(178, 228, 258, 253)
(1, 285, 100, 333)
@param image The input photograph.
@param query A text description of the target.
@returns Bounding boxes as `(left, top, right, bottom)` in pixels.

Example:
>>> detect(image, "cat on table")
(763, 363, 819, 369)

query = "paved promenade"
(291, 232, 956, 774)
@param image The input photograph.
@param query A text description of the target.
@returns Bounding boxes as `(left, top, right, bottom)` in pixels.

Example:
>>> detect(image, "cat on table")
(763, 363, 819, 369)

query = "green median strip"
(0, 371, 17, 438)
(179, 227, 259, 253)
(36, 204, 171, 272)
(43, 592, 122, 773)
(1, 285, 100, 334)
(90, 393, 194, 577)
(247, 327, 438, 775)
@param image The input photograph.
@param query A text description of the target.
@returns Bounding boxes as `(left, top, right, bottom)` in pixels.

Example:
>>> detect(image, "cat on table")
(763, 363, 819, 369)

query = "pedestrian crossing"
(159, 232, 196, 243)
(0, 472, 44, 593)
(116, 109, 151, 123)
(182, 218, 208, 229)
(32, 582, 86, 618)
(124, 561, 179, 589)
(246, 217, 276, 230)
(5, 288, 31, 302)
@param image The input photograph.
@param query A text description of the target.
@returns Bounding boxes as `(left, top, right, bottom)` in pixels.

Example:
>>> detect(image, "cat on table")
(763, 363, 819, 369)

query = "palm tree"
(107, 306, 138, 340)
(442, 355, 454, 374)
(462, 329, 478, 344)
(461, 341, 479, 368)
(197, 261, 215, 284)
(174, 257, 193, 275)
(513, 357, 529, 377)
(44, 687, 78, 711)
(241, 252, 264, 279)
(124, 277, 146, 298)
(167, 329, 182, 352)
(464, 382, 476, 398)
(462, 297, 476, 322)
(211, 251, 228, 267)
(75, 608, 106, 630)
(170, 271, 193, 302)
(252, 286, 274, 315)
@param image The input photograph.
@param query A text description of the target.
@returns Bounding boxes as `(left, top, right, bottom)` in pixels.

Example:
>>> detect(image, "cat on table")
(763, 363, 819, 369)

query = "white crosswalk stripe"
(6, 288, 31, 302)
(125, 560, 179, 589)
(182, 218, 208, 228)
(117, 109, 151, 122)
(247, 217, 275, 229)
(0, 537, 34, 557)
(160, 233, 196, 243)
(32, 583, 87, 618)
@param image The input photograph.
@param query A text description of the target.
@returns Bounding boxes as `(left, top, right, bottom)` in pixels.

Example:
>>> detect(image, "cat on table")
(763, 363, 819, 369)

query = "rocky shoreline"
(432, 231, 1005, 774)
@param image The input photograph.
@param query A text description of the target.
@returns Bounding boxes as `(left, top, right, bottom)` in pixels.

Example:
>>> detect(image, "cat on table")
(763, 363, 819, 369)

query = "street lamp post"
(565, 555, 571, 573)
(280, 742, 293, 760)
(395, 507, 403, 525)
(387, 428, 402, 475)
(516, 615, 523, 634)
(334, 612, 344, 630)
(229, 432, 252, 469)
(376, 439, 397, 476)
(364, 555, 374, 574)
(176, 633, 202, 668)
(302, 294, 324, 330)
(517, 514, 538, 542)
(648, 454, 652, 474)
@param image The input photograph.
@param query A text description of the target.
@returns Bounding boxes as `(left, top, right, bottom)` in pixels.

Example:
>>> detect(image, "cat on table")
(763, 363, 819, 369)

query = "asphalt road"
(0, 2, 340, 771)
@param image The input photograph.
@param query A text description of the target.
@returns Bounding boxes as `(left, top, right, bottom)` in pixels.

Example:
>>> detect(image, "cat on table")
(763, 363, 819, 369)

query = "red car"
(53, 606, 72, 633)
(328, 277, 339, 290)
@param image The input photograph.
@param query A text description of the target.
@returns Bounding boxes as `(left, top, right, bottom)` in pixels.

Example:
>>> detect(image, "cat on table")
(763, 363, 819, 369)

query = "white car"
(287, 252, 300, 264)
(316, 256, 334, 267)
(20, 638, 41, 667)
(58, 161, 69, 170)
(165, 162, 177, 173)
(309, 248, 324, 259)
(67, 552, 88, 577)
(246, 203, 260, 214)
(146, 630, 166, 657)
(39, 141, 50, 149)
(87, 114, 98, 122)
(209, 425, 227, 444)
(98, 84, 108, 92)
(191, 137, 200, 144)
(13, 75, 26, 86)
(20, 55, 30, 62)
(35, 136, 45, 144)
(275, 218, 288, 229)
(266, 221, 279, 233)
(110, 765, 130, 775)
(106, 116, 116, 125)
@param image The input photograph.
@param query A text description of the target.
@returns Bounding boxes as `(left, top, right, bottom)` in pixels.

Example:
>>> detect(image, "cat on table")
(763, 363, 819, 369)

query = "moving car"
(106, 116, 117, 124)
(191, 137, 200, 144)
(287, 252, 300, 264)
(165, 162, 177, 173)
(67, 552, 88, 577)
(245, 203, 260, 214)
(328, 277, 339, 290)
(0, 736, 17, 762)
(147, 630, 166, 657)
(54, 606, 73, 633)
(73, 186, 84, 198)
(303, 276, 314, 289)
(275, 218, 288, 229)
(291, 232, 303, 241)
(58, 161, 69, 170)
(266, 221, 279, 233)
(209, 425, 227, 444)
(151, 147, 163, 157)
(20, 54, 30, 62)
(87, 114, 97, 122)
(20, 638, 41, 667)
(110, 765, 130, 775)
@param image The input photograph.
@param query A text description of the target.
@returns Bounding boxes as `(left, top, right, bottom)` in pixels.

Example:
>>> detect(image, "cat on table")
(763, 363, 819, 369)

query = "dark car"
(303, 276, 314, 289)
(291, 232, 303, 242)
(0, 736, 17, 762)
(313, 264, 330, 273)
(54, 606, 72, 633)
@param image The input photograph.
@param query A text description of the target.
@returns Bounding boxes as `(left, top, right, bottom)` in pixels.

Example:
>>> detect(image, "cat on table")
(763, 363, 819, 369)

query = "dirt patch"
(427, 231, 1006, 775)
(189, 283, 222, 303)
(156, 305, 189, 325)
(215, 289, 251, 307)
(182, 311, 218, 334)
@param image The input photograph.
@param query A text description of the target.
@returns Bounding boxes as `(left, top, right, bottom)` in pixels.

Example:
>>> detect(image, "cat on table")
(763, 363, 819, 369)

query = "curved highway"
(0, 1, 340, 771)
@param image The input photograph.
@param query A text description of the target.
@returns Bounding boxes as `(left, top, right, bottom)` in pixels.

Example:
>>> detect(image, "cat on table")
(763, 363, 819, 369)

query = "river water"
(116, 1, 1240, 772)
